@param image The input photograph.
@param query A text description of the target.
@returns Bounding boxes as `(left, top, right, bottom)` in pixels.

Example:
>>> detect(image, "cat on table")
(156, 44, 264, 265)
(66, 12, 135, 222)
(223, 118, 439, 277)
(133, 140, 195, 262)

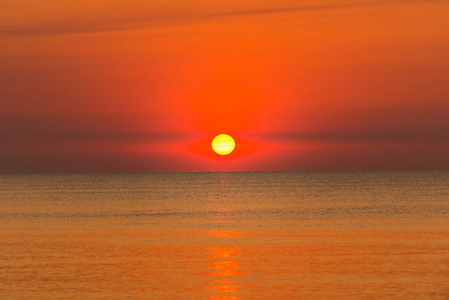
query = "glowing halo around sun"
(211, 134, 235, 155)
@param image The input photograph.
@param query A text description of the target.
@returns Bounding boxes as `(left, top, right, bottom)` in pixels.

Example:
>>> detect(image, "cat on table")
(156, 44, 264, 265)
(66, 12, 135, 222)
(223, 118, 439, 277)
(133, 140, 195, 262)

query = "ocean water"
(0, 171, 448, 299)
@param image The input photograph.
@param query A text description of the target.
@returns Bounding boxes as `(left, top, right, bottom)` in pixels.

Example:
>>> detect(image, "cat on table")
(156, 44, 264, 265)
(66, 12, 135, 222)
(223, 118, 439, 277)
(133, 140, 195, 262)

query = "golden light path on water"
(206, 230, 244, 300)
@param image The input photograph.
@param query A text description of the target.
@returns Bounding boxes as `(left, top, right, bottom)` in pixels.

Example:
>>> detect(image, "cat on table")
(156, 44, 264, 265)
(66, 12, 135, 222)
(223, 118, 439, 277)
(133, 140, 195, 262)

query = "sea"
(1, 171, 448, 299)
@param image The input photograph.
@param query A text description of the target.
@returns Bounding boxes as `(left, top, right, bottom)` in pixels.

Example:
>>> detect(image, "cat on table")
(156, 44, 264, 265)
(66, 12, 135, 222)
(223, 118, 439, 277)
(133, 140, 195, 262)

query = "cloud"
(0, 0, 440, 37)
(254, 128, 449, 143)
(0, 130, 194, 143)
(0, 113, 195, 144)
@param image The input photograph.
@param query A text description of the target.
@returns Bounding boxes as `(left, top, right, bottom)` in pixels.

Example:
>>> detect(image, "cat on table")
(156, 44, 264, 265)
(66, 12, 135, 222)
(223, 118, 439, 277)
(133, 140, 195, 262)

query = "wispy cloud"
(0, 130, 194, 143)
(256, 104, 449, 143)
(0, 114, 195, 143)
(0, 0, 440, 37)
(254, 128, 449, 143)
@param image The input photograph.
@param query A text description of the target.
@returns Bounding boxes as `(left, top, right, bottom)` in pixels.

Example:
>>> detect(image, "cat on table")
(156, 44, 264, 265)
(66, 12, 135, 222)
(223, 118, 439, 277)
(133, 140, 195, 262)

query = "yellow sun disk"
(212, 134, 235, 155)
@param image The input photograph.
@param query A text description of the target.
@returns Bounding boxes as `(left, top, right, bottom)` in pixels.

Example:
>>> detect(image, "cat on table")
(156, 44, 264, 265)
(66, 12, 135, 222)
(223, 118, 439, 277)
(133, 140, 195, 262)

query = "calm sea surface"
(1, 171, 448, 299)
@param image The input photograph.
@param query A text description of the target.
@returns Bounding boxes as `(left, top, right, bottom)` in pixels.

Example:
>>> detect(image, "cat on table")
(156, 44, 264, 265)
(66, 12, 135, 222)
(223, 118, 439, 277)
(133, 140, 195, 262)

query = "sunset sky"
(1, 0, 448, 172)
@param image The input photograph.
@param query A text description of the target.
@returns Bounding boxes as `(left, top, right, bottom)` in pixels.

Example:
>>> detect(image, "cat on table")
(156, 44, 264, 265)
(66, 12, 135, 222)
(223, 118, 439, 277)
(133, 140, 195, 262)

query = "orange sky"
(1, 0, 448, 172)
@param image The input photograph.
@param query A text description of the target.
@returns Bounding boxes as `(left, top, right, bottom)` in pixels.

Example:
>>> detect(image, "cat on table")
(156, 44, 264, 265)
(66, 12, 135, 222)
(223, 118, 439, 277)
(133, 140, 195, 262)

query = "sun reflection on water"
(208, 296, 241, 300)
(207, 230, 243, 239)
(205, 230, 245, 300)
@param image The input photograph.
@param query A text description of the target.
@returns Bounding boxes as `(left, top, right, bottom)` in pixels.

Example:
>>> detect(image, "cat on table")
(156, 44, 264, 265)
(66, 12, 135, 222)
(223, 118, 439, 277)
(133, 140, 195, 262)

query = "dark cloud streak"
(0, 0, 441, 37)
(0, 130, 194, 143)
(254, 129, 449, 143)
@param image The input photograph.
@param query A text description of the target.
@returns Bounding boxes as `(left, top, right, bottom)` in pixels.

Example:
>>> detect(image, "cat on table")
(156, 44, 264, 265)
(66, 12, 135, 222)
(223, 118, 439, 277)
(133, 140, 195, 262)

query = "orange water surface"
(1, 172, 448, 299)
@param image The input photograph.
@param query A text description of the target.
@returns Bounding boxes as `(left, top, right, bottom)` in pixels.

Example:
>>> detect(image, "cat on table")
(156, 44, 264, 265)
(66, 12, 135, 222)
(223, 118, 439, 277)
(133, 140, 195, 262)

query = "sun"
(212, 134, 235, 155)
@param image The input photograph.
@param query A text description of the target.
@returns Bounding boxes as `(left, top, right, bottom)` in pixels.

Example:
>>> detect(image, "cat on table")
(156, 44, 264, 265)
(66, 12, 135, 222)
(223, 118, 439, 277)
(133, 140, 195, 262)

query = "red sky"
(1, 0, 448, 172)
